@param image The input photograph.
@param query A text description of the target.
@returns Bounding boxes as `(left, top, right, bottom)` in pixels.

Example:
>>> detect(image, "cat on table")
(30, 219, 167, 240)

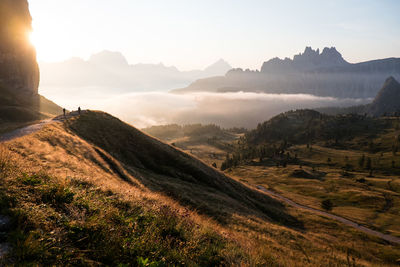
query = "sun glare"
(28, 29, 66, 63)
(29, 31, 37, 48)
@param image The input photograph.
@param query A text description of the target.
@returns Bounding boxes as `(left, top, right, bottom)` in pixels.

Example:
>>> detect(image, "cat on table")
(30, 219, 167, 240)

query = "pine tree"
(321, 199, 333, 211)
(358, 154, 365, 168)
(366, 157, 372, 170)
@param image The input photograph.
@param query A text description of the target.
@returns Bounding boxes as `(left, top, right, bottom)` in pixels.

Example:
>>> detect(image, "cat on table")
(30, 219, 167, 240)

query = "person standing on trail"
(63, 108, 66, 117)
(78, 107, 81, 115)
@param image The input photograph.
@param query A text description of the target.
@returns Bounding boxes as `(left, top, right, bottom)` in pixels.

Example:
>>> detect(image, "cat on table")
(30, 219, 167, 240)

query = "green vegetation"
(143, 124, 247, 141)
(2, 110, 400, 266)
(212, 109, 400, 251)
(66, 112, 298, 227)
(220, 109, 400, 173)
(0, 170, 231, 265)
(143, 123, 243, 168)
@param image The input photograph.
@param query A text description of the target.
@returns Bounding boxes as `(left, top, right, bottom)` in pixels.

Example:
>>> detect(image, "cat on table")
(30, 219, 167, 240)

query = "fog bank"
(41, 88, 371, 129)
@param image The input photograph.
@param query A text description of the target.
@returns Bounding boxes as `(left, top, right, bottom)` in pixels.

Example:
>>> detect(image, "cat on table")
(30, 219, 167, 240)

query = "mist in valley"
(40, 87, 371, 129)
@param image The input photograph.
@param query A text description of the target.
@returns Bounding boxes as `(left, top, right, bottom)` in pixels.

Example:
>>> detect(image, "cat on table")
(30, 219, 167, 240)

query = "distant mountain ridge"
(261, 47, 349, 73)
(39, 51, 232, 92)
(174, 47, 400, 98)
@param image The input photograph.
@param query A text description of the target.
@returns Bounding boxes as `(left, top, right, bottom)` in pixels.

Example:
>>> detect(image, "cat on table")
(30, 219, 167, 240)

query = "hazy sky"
(28, 0, 400, 70)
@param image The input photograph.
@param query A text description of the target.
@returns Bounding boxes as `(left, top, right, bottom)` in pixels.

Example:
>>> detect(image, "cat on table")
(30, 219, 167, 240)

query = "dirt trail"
(0, 111, 84, 259)
(0, 119, 51, 142)
(256, 185, 400, 245)
(0, 215, 11, 259)
(0, 111, 85, 143)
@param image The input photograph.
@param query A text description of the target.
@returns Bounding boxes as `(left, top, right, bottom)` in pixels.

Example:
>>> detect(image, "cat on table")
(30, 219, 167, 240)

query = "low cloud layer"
(41, 88, 371, 129)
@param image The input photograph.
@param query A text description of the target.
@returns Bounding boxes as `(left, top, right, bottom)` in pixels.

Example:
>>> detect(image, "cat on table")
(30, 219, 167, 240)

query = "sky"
(28, 0, 400, 70)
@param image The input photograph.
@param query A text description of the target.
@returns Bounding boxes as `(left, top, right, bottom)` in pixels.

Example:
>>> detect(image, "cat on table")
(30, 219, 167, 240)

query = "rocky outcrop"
(175, 47, 400, 98)
(0, 0, 39, 94)
(0, 0, 62, 122)
(261, 47, 349, 73)
(369, 77, 400, 116)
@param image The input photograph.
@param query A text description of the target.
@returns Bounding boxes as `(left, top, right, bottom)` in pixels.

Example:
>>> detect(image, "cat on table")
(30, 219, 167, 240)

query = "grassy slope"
(66, 111, 298, 227)
(1, 111, 399, 266)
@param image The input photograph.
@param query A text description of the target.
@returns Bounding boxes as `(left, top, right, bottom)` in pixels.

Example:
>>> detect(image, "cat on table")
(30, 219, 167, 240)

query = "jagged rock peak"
(293, 46, 347, 65)
(297, 46, 320, 57)
(261, 46, 349, 73)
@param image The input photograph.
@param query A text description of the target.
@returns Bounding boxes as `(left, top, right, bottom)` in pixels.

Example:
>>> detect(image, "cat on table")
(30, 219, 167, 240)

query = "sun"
(28, 29, 66, 63)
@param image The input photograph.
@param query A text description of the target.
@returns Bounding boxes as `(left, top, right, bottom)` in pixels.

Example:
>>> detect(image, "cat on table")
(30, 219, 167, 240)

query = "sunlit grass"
(1, 112, 399, 266)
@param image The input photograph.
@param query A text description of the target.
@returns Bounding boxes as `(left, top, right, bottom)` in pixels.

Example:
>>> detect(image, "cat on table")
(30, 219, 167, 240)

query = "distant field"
(151, 114, 400, 265)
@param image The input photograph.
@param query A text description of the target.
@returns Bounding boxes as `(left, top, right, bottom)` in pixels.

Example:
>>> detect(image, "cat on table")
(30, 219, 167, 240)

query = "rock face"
(0, 0, 39, 94)
(0, 0, 62, 122)
(369, 77, 400, 116)
(175, 47, 400, 98)
(261, 47, 349, 73)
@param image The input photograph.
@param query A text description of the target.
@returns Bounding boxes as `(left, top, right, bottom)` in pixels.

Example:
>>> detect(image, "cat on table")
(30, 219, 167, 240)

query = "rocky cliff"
(0, 0, 62, 122)
(0, 0, 39, 94)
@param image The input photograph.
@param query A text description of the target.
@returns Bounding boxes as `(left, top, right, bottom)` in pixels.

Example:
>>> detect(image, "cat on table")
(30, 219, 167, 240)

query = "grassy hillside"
(67, 112, 297, 226)
(244, 109, 392, 148)
(194, 109, 400, 265)
(1, 111, 399, 266)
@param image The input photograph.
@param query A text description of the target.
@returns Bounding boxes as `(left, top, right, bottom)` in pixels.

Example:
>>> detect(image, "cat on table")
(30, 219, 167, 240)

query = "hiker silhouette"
(63, 108, 66, 116)
(78, 107, 81, 115)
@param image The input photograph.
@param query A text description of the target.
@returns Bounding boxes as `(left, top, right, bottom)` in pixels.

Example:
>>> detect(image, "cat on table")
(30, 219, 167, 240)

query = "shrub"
(358, 154, 365, 168)
(321, 199, 333, 211)
(0, 145, 12, 177)
(41, 185, 74, 207)
(20, 173, 42, 186)
(365, 157, 372, 170)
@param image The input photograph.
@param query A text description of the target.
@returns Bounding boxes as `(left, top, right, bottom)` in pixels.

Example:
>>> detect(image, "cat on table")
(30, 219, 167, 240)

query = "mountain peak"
(261, 46, 348, 73)
(302, 46, 320, 57)
(384, 76, 399, 86)
(369, 77, 400, 116)
(204, 59, 232, 75)
(293, 46, 348, 68)
(89, 50, 129, 67)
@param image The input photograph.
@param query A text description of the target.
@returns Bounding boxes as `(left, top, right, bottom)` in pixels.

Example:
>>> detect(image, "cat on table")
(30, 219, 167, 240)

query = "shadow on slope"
(66, 111, 302, 228)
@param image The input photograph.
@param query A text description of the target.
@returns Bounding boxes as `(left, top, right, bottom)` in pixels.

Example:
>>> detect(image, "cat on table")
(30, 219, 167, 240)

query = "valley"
(1, 0, 400, 265)
(146, 110, 400, 266)
(1, 111, 399, 266)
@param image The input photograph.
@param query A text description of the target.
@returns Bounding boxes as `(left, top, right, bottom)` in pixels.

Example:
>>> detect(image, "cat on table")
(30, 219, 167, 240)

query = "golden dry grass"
(0, 112, 399, 266)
